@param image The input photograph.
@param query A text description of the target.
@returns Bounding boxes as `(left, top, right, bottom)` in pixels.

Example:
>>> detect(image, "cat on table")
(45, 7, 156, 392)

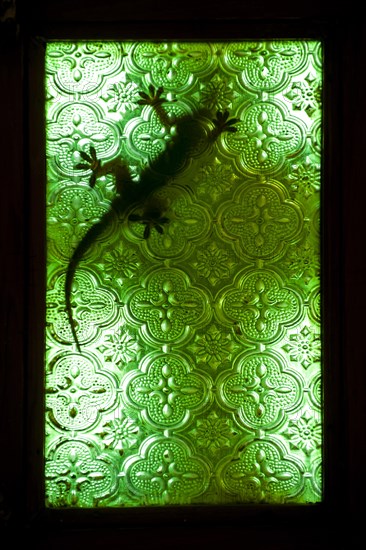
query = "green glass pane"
(44, 40, 323, 507)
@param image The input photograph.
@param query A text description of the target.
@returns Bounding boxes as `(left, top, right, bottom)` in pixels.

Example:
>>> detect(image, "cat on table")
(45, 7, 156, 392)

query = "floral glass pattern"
(45, 40, 322, 507)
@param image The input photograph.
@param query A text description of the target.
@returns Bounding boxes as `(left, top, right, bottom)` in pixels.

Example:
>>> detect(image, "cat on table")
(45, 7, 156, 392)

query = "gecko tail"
(65, 259, 82, 353)
(71, 319, 82, 353)
(64, 213, 116, 355)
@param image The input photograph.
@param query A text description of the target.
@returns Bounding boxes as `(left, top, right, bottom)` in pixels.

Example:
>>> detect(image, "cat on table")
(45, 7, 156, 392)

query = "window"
(44, 38, 323, 508)
(2, 10, 356, 546)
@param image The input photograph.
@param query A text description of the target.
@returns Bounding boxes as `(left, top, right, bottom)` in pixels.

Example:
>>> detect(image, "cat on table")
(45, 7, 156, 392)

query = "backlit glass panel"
(45, 40, 323, 507)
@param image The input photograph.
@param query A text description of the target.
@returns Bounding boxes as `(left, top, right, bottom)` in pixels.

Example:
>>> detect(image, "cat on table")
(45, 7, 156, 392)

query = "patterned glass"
(44, 40, 322, 507)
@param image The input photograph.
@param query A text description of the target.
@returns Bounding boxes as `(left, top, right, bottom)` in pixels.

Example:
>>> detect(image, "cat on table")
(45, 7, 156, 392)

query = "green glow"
(45, 40, 322, 507)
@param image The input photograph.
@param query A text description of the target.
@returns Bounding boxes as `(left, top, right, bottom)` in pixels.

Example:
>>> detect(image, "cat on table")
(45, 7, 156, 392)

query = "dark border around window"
(28, 18, 340, 523)
(1, 4, 363, 548)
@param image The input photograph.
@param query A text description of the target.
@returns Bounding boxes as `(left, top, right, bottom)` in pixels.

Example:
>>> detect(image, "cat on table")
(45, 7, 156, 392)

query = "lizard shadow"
(65, 107, 213, 351)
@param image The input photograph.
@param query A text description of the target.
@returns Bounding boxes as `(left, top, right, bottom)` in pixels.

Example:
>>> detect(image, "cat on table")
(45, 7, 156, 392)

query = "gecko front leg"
(137, 84, 176, 129)
(128, 205, 169, 239)
(210, 110, 240, 141)
(74, 145, 103, 188)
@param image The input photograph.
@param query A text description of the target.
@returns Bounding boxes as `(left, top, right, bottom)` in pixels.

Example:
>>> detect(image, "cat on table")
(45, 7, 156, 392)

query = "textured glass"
(45, 40, 322, 507)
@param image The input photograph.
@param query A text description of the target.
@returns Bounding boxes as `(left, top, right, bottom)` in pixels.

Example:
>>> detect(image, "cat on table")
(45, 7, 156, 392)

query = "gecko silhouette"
(65, 86, 239, 352)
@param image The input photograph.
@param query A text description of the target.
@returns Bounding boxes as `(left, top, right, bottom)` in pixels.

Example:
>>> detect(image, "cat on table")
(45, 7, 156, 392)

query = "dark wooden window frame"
(1, 5, 364, 547)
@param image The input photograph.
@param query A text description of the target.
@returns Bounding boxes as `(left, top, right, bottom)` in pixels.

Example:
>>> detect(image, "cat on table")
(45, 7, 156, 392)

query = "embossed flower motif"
(46, 102, 120, 175)
(131, 42, 211, 89)
(226, 445, 298, 503)
(45, 441, 115, 507)
(129, 114, 178, 160)
(98, 326, 142, 367)
(99, 416, 140, 452)
(245, 192, 293, 249)
(45, 41, 122, 94)
(282, 325, 321, 369)
(218, 351, 304, 434)
(46, 270, 119, 347)
(123, 439, 209, 505)
(55, 193, 91, 226)
(103, 247, 140, 280)
(192, 412, 234, 453)
(285, 72, 322, 116)
(125, 357, 208, 427)
(129, 272, 207, 341)
(196, 159, 237, 202)
(223, 275, 299, 340)
(226, 41, 304, 92)
(229, 103, 303, 172)
(188, 324, 238, 370)
(46, 354, 117, 430)
(284, 240, 320, 284)
(102, 77, 140, 115)
(287, 156, 321, 199)
(246, 109, 293, 165)
(48, 189, 108, 254)
(285, 409, 322, 454)
(200, 75, 234, 111)
(195, 243, 233, 286)
(220, 184, 302, 259)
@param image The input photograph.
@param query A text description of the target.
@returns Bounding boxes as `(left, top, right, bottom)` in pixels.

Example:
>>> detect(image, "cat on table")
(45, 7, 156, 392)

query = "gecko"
(65, 85, 240, 352)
